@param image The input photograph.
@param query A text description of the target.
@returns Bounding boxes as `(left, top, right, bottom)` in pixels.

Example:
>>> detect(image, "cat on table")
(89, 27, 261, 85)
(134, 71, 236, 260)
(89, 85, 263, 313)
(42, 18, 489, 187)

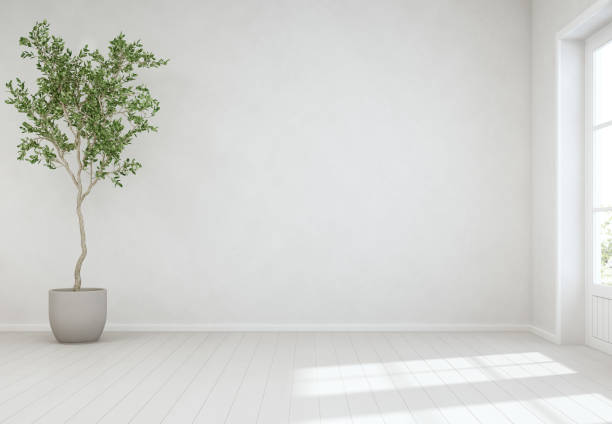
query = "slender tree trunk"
(73, 184, 87, 291)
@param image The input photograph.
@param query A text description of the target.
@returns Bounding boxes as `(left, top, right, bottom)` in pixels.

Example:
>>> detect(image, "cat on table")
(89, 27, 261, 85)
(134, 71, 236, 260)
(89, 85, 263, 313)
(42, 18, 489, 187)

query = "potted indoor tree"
(5, 21, 167, 343)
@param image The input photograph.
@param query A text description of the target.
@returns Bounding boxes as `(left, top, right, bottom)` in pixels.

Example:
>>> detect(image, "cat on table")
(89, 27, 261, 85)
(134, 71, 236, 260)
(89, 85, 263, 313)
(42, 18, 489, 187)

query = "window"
(587, 25, 612, 286)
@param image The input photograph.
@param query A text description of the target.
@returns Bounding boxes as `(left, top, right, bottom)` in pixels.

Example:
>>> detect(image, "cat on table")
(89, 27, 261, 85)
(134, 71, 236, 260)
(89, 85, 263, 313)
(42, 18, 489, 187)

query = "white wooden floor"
(1, 332, 612, 424)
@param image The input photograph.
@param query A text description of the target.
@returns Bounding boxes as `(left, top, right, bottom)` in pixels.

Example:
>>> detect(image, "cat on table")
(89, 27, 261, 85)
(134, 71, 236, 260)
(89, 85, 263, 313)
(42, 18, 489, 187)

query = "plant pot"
(49, 288, 107, 343)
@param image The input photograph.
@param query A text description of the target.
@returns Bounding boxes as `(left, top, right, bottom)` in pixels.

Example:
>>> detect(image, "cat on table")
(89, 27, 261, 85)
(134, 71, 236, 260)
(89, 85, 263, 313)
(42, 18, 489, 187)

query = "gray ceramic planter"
(49, 288, 107, 343)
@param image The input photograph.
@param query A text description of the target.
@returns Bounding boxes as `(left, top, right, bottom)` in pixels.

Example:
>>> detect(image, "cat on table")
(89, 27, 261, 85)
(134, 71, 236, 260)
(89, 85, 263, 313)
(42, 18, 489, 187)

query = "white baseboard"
(527, 325, 561, 344)
(0, 324, 49, 331)
(0, 322, 530, 332)
(107, 323, 531, 332)
(587, 335, 612, 354)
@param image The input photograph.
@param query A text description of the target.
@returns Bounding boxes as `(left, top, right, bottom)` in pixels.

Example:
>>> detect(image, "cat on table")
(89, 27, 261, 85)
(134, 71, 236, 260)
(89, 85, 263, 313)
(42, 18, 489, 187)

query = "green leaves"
(18, 36, 31, 47)
(5, 20, 167, 189)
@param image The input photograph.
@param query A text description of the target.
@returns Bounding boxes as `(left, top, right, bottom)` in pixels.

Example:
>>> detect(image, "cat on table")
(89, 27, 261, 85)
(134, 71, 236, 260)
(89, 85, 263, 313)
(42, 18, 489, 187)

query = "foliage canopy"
(6, 20, 168, 188)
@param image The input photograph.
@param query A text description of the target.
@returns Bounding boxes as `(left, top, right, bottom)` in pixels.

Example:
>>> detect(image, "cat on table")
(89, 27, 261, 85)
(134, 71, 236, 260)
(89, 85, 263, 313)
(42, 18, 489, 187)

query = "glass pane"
(597, 211, 612, 286)
(595, 125, 612, 208)
(595, 40, 612, 125)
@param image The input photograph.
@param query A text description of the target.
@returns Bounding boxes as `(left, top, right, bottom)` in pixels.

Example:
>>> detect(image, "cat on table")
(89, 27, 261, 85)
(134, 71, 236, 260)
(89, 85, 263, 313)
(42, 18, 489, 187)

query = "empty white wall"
(0, 0, 531, 328)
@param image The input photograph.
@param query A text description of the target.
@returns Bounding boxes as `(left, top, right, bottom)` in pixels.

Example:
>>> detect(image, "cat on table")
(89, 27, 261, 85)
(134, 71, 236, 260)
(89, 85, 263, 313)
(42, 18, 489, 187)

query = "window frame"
(586, 21, 612, 295)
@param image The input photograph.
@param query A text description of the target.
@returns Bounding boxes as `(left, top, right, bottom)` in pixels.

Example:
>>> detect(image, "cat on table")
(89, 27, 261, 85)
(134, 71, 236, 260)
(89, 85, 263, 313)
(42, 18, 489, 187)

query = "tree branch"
(81, 176, 99, 200)
(40, 134, 78, 187)
(61, 103, 78, 140)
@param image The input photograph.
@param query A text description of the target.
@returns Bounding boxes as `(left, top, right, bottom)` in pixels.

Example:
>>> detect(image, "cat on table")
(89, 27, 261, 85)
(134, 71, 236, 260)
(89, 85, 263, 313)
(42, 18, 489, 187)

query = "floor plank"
(256, 333, 297, 423)
(160, 332, 243, 423)
(333, 333, 385, 424)
(225, 333, 278, 424)
(128, 332, 224, 424)
(290, 333, 321, 424)
(192, 333, 261, 423)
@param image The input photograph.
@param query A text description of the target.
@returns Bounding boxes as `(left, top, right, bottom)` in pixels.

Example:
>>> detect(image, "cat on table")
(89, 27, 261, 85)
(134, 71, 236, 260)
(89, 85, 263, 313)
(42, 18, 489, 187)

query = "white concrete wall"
(0, 0, 531, 328)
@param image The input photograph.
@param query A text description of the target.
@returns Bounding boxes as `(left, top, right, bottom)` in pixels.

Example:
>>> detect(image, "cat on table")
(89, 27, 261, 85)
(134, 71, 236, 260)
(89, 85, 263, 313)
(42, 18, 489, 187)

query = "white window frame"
(586, 21, 612, 298)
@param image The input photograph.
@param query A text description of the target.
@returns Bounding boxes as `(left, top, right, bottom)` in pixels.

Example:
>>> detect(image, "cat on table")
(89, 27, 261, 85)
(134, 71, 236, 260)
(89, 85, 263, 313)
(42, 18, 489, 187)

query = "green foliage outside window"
(601, 215, 612, 285)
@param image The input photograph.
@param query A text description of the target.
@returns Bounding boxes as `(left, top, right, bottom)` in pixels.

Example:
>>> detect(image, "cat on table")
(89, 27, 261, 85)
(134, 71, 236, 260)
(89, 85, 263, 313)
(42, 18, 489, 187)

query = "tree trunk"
(73, 185, 87, 291)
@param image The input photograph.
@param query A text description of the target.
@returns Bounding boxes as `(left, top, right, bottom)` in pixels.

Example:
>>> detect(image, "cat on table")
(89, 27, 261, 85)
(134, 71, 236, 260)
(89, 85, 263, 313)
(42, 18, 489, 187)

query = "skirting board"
(527, 325, 561, 344)
(0, 323, 532, 333)
(109, 323, 531, 332)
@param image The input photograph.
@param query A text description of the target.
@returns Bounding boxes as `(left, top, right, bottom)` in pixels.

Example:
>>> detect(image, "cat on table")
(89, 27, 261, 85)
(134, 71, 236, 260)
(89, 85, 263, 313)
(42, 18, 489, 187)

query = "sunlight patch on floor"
(296, 352, 562, 378)
(292, 352, 576, 397)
